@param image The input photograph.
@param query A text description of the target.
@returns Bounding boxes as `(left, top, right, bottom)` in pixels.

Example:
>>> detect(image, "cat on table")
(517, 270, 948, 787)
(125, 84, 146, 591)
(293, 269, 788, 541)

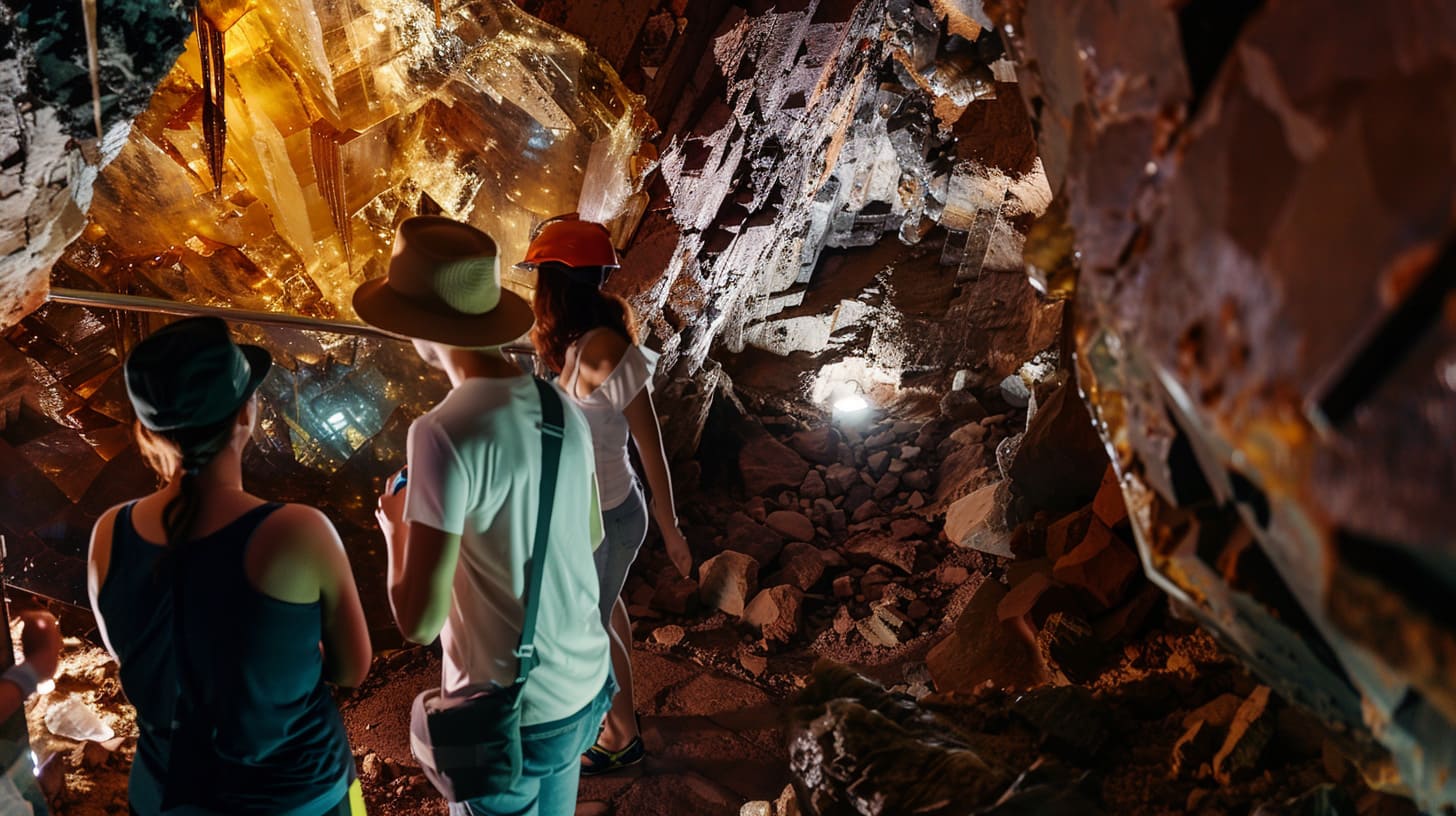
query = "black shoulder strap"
(516, 378, 565, 685)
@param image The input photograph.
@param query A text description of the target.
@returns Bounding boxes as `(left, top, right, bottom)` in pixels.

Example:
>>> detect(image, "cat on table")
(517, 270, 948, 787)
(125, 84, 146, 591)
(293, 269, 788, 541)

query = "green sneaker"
(581, 736, 645, 776)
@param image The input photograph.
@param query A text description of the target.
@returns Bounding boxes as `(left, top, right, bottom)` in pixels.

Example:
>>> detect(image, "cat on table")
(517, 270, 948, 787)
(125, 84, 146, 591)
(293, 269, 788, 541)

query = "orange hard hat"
(521, 216, 619, 268)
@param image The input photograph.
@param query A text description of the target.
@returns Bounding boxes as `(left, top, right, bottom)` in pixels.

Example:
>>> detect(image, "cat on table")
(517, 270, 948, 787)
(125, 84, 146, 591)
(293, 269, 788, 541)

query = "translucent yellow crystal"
(62, 0, 655, 321)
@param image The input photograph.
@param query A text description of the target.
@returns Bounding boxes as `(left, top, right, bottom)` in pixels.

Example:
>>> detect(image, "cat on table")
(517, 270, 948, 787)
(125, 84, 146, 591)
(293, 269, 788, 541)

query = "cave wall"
(987, 0, 1456, 808)
(528, 0, 1060, 455)
(0, 0, 193, 327)
(540, 0, 1456, 808)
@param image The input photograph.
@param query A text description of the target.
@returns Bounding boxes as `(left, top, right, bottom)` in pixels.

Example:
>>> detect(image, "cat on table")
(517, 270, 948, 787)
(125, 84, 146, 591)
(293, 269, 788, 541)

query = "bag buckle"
(514, 644, 538, 667)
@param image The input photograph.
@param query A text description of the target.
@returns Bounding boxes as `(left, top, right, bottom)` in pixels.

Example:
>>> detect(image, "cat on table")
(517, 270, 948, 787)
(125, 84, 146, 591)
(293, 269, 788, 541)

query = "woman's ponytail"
(138, 419, 236, 548)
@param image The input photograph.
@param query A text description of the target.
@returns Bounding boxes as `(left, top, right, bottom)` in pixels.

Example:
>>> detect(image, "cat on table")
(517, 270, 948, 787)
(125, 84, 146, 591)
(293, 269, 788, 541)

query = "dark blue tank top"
(97, 503, 354, 815)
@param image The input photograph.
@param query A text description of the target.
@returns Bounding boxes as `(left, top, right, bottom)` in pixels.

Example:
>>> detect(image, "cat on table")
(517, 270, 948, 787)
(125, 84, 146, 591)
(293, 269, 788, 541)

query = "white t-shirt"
(404, 375, 611, 725)
(564, 329, 658, 510)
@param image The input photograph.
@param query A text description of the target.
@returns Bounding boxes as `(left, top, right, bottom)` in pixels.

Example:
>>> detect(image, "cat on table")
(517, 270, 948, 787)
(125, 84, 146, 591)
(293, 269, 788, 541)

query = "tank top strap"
(114, 500, 285, 553)
(232, 501, 287, 531)
(113, 501, 142, 555)
(205, 503, 287, 566)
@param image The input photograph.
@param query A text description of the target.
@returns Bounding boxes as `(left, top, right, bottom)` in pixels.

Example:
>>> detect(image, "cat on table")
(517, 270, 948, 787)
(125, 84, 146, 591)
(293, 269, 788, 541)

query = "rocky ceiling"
(1, 0, 1454, 811)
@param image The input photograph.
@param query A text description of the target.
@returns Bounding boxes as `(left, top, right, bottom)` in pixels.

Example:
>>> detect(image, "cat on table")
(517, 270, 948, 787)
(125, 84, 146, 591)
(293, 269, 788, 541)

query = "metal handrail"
(44, 287, 538, 358)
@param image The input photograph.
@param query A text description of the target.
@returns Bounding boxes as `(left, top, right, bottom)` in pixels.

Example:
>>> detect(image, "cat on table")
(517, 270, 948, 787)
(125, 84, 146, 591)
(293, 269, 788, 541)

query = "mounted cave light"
(811, 358, 900, 421)
(833, 390, 870, 416)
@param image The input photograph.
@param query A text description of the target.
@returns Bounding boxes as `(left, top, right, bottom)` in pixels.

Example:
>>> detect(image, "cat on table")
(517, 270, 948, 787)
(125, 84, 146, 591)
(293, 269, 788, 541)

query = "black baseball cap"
(123, 316, 272, 432)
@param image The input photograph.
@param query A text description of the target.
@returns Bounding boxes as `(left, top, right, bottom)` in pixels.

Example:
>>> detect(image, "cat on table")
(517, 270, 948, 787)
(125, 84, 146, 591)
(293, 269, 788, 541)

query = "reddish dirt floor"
(8, 410, 1429, 816)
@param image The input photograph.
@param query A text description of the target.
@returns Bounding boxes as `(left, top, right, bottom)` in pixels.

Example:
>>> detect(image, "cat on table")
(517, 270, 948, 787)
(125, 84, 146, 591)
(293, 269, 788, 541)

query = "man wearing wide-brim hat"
(357, 216, 613, 815)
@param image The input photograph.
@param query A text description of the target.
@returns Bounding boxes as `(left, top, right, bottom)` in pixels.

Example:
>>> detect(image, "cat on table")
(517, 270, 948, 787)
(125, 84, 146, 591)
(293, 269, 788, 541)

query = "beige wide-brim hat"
(353, 216, 535, 348)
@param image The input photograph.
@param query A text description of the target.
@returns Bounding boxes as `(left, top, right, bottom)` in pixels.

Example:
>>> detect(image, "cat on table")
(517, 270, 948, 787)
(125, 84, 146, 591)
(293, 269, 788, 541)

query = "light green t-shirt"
(405, 375, 610, 725)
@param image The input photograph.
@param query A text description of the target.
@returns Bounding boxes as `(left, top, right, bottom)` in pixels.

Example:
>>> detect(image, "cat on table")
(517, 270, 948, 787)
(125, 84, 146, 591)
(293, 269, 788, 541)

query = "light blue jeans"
(449, 676, 616, 816)
(594, 482, 648, 624)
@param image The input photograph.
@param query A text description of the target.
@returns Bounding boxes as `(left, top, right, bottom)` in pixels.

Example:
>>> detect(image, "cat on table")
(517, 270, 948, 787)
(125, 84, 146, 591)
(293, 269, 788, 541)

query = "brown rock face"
(823, 464, 860, 497)
(743, 585, 804, 644)
(997, 0, 1456, 804)
(799, 470, 828, 500)
(651, 575, 702, 616)
(843, 531, 917, 574)
(943, 481, 1015, 557)
(698, 551, 761, 617)
(1050, 520, 1140, 609)
(725, 512, 787, 567)
(739, 432, 812, 498)
(1043, 509, 1093, 563)
(997, 571, 1082, 629)
(1090, 466, 1128, 528)
(765, 510, 816, 543)
(788, 426, 841, 466)
(926, 578, 1052, 693)
(778, 542, 827, 592)
(1007, 382, 1107, 514)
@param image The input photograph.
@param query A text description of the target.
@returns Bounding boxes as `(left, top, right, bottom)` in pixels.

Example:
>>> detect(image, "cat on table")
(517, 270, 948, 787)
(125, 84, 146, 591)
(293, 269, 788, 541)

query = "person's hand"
(19, 611, 61, 681)
(662, 525, 692, 579)
(376, 468, 407, 541)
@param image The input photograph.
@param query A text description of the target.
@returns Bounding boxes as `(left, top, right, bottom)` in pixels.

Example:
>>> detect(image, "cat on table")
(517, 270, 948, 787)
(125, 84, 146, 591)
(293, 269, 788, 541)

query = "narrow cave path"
(340, 645, 789, 815)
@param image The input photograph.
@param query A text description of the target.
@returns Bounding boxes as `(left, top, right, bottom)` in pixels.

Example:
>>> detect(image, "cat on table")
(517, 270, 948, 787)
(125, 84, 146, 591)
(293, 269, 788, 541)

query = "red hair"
(530, 262, 638, 373)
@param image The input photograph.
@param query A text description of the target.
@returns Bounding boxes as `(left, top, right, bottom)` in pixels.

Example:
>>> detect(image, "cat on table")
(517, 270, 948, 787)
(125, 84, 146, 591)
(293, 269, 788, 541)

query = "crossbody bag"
(410, 377, 566, 801)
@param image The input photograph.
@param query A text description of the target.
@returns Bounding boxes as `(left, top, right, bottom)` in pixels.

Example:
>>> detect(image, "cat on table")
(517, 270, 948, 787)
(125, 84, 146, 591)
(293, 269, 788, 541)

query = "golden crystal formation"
(11, 0, 656, 486)
(58, 0, 656, 323)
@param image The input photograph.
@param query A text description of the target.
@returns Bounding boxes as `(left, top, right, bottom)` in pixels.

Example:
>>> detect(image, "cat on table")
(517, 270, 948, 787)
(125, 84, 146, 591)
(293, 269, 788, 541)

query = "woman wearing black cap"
(85, 317, 372, 816)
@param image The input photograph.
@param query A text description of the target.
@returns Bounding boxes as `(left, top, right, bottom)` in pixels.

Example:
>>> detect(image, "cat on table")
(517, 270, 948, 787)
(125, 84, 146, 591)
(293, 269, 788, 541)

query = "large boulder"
(766, 510, 815, 542)
(843, 531, 917, 574)
(739, 430, 811, 497)
(778, 542, 827, 591)
(743, 585, 804, 643)
(699, 551, 760, 616)
(651, 575, 702, 615)
(823, 463, 860, 496)
(944, 481, 1015, 557)
(927, 579, 1053, 693)
(997, 571, 1083, 629)
(1007, 382, 1107, 514)
(725, 512, 786, 566)
(787, 425, 841, 465)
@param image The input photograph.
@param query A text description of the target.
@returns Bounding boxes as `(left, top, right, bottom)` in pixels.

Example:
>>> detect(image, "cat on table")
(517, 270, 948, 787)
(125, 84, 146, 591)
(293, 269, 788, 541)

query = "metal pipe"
(44, 287, 539, 358)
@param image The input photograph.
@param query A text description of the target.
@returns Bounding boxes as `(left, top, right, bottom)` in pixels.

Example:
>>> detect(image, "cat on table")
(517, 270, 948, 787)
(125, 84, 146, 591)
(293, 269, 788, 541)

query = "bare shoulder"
(88, 502, 127, 564)
(253, 503, 343, 556)
(246, 503, 345, 603)
(92, 503, 126, 540)
(577, 329, 630, 385)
